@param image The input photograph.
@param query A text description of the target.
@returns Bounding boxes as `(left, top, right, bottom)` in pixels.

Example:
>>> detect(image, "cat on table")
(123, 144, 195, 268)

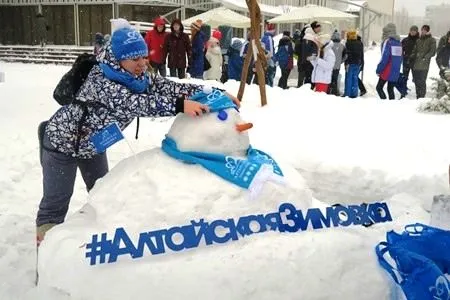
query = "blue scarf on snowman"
(161, 88, 284, 192)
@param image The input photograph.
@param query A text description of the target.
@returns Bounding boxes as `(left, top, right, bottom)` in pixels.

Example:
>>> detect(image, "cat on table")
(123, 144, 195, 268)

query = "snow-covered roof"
(182, 7, 251, 28)
(212, 0, 294, 17)
(345, 1, 367, 13)
(268, 4, 358, 24)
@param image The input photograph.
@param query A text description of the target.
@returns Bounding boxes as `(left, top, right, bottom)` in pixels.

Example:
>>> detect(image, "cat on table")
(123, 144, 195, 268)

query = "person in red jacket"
(144, 17, 168, 77)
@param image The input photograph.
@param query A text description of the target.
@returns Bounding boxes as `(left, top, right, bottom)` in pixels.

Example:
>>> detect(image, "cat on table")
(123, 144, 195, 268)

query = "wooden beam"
(237, 0, 267, 106)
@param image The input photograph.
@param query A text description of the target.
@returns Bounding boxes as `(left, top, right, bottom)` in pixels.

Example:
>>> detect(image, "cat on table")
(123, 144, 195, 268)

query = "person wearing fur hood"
(301, 24, 321, 87)
(204, 37, 223, 81)
(309, 34, 336, 93)
(376, 23, 403, 100)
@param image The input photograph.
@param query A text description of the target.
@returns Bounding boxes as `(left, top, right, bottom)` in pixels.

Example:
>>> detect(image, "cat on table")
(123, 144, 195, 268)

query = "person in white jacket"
(204, 37, 223, 81)
(308, 34, 336, 93)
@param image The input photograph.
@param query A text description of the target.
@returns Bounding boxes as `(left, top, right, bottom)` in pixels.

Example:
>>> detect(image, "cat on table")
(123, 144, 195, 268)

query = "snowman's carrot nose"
(236, 123, 253, 132)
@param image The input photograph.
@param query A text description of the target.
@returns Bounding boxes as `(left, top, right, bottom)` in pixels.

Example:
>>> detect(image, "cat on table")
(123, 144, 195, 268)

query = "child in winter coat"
(36, 23, 240, 244)
(204, 37, 223, 81)
(376, 23, 403, 100)
(227, 39, 244, 81)
(274, 32, 294, 89)
(309, 34, 336, 93)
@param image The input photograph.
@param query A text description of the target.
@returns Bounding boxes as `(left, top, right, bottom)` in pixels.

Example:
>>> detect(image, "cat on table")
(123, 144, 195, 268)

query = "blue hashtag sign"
(85, 202, 393, 266)
(85, 232, 113, 265)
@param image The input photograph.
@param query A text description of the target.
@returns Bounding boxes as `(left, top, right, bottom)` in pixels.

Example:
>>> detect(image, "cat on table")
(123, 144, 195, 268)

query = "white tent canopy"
(182, 7, 251, 28)
(215, 0, 293, 17)
(268, 4, 358, 24)
(346, 1, 367, 13)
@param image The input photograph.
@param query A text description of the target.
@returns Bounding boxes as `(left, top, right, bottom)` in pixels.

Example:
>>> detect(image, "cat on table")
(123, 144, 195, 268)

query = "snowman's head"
(167, 88, 252, 157)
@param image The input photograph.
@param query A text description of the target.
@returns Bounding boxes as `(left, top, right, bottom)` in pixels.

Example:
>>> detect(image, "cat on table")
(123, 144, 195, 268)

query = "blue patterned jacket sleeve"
(151, 75, 205, 99)
(85, 68, 206, 118)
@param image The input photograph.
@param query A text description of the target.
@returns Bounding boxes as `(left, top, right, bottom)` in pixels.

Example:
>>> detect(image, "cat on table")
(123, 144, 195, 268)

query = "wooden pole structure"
(237, 0, 268, 106)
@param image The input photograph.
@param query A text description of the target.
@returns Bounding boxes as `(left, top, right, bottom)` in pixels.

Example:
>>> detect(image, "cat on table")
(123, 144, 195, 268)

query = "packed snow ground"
(0, 47, 449, 299)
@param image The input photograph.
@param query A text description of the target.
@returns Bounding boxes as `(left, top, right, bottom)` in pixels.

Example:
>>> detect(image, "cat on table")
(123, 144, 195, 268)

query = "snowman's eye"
(217, 110, 228, 121)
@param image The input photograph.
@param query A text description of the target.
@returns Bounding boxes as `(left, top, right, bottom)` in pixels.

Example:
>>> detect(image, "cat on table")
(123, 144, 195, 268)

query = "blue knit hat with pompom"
(111, 27, 148, 61)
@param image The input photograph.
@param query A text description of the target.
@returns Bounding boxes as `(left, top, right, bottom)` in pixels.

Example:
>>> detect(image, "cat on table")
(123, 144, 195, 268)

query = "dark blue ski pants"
(344, 64, 361, 98)
(36, 122, 108, 227)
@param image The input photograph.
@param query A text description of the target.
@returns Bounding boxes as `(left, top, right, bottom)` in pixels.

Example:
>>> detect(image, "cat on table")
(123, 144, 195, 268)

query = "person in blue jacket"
(227, 39, 244, 81)
(36, 24, 240, 245)
(376, 23, 403, 100)
(188, 20, 206, 79)
(274, 32, 294, 89)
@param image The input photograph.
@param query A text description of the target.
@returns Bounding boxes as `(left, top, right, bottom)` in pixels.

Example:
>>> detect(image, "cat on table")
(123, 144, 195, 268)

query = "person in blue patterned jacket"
(36, 25, 240, 244)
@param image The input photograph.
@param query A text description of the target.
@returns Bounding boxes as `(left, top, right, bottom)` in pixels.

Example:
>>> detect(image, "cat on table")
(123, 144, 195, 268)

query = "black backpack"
(53, 53, 98, 106)
(52, 52, 143, 145)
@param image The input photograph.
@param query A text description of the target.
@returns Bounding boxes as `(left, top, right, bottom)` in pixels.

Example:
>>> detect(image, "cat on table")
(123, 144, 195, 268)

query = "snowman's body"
(36, 92, 430, 300)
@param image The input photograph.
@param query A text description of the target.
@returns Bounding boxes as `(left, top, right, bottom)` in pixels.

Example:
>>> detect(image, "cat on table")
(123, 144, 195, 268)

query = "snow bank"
(36, 145, 430, 300)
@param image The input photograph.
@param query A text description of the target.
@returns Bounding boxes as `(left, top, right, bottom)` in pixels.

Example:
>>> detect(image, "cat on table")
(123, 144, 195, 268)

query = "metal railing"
(127, 20, 192, 35)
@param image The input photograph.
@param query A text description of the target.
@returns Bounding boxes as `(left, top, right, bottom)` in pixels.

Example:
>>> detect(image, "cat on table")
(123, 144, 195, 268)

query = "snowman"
(36, 88, 430, 300)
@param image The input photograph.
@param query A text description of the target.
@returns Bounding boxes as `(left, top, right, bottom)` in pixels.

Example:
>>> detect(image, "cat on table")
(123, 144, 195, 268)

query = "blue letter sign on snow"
(91, 123, 124, 153)
(85, 202, 394, 266)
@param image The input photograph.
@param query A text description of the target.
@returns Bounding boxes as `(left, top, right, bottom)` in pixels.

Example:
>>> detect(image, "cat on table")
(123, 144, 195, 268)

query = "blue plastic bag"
(376, 241, 450, 300)
(387, 223, 450, 274)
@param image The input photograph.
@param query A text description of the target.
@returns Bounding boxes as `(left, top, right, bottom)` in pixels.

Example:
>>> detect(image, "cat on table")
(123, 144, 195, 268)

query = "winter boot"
(36, 223, 56, 247)
(36, 223, 56, 285)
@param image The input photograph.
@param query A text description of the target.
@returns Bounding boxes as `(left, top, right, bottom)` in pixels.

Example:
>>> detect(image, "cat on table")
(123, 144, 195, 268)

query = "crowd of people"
(34, 14, 450, 253)
(286, 22, 449, 100)
(91, 17, 450, 100)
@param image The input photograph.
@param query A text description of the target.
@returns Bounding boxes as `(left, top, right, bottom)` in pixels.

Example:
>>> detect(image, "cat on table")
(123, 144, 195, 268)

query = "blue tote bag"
(387, 223, 450, 274)
(376, 241, 450, 300)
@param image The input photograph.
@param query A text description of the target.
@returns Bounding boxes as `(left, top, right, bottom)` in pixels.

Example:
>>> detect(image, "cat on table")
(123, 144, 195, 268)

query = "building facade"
(425, 4, 450, 37)
(0, 0, 219, 46)
(327, 0, 393, 44)
(0, 0, 368, 46)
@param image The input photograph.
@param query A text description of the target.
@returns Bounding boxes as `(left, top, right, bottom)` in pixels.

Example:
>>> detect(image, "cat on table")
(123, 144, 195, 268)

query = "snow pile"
(35, 148, 431, 299)
(36, 100, 431, 300)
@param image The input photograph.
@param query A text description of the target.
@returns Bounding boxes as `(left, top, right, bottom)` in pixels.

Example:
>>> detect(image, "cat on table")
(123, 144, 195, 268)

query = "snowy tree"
(417, 74, 450, 114)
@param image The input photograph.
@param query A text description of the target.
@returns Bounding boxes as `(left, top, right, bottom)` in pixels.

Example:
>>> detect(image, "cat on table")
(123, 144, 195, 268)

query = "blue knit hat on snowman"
(111, 27, 148, 61)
